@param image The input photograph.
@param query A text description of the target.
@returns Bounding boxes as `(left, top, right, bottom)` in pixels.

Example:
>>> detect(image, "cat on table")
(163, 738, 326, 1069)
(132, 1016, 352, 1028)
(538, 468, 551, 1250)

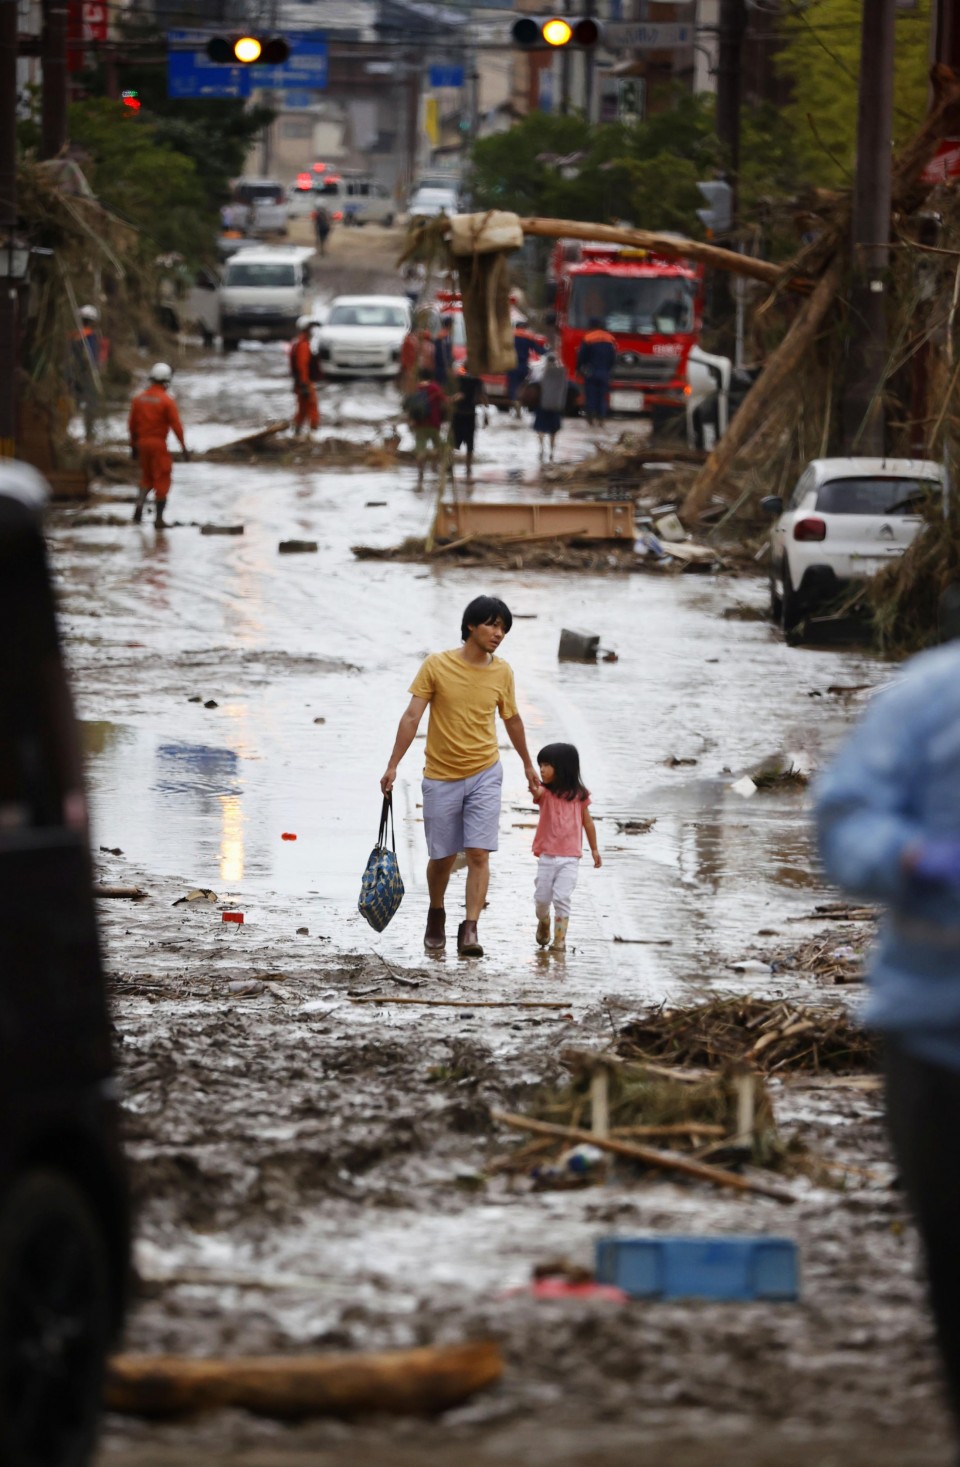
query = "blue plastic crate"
(595, 1235, 799, 1302)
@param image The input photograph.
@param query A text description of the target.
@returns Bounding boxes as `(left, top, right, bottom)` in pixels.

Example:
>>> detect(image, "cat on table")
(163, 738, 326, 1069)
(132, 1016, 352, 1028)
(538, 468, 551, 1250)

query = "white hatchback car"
(762, 456, 946, 634)
(316, 295, 412, 377)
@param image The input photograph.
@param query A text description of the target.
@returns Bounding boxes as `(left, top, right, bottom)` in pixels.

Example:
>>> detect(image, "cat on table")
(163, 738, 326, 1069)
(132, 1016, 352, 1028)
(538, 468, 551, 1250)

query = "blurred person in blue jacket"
(816, 631, 960, 1448)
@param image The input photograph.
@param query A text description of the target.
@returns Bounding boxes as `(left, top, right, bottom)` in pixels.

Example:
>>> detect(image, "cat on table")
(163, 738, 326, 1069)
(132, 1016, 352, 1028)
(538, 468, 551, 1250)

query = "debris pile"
(617, 996, 878, 1075)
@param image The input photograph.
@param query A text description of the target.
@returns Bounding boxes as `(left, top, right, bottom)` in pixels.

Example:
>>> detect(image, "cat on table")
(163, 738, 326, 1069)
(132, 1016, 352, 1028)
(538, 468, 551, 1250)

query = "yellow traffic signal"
(234, 35, 262, 61)
(542, 16, 573, 45)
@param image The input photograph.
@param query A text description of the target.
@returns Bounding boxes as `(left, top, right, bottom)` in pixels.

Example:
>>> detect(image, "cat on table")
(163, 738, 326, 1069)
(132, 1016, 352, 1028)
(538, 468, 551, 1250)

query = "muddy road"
(51, 234, 953, 1465)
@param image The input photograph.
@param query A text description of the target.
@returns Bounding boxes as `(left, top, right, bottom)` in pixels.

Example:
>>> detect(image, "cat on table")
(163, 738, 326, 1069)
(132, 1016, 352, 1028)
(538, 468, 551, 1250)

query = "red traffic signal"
(205, 35, 291, 64)
(511, 16, 602, 47)
(121, 89, 141, 111)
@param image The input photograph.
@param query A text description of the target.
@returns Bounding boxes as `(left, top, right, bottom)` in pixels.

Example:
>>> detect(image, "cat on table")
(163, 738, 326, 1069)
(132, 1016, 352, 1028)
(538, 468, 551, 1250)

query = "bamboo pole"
(490, 1109, 795, 1204)
(519, 217, 789, 290)
(105, 1343, 503, 1420)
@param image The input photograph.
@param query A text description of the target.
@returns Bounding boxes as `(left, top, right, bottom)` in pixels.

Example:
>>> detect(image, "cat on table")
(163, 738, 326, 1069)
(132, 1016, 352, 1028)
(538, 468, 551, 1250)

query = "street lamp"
(0, 235, 30, 283)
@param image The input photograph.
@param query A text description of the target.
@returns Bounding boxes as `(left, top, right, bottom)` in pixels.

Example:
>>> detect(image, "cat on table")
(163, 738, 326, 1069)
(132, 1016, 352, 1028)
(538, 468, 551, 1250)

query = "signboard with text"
(167, 30, 327, 100)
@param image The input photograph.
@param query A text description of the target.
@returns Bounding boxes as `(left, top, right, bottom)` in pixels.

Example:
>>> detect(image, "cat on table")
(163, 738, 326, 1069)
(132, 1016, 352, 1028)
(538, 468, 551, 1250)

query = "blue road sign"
(167, 29, 327, 99)
(168, 30, 250, 98)
(284, 90, 312, 108)
(429, 64, 465, 88)
(258, 31, 327, 90)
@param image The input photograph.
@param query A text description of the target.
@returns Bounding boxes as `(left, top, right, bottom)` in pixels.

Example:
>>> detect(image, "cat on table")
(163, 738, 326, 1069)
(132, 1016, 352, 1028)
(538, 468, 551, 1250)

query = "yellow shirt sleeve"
(497, 663, 518, 720)
(409, 654, 437, 702)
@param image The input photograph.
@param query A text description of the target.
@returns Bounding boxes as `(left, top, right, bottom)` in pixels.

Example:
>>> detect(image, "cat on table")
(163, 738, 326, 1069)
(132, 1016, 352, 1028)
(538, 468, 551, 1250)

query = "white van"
(314, 174, 395, 226)
(233, 180, 289, 236)
(217, 247, 315, 350)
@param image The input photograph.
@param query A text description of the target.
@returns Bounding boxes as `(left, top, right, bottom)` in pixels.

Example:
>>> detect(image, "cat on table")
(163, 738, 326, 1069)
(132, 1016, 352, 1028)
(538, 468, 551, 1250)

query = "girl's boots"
(551, 918, 569, 951)
(536, 912, 551, 947)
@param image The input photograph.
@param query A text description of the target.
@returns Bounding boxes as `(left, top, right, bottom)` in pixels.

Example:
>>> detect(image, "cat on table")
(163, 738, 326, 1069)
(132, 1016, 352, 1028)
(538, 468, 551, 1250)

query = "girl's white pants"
(534, 855, 580, 919)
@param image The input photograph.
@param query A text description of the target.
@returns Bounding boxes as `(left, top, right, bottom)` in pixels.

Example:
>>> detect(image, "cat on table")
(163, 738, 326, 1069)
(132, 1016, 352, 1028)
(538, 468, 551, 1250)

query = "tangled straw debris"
(617, 996, 877, 1075)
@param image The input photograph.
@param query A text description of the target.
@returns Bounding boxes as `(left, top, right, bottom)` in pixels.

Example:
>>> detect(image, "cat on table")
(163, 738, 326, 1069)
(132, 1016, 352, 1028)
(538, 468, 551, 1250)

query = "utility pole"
(40, 0, 69, 160)
(716, 0, 745, 221)
(840, 0, 895, 455)
(933, 0, 960, 70)
(0, 0, 18, 457)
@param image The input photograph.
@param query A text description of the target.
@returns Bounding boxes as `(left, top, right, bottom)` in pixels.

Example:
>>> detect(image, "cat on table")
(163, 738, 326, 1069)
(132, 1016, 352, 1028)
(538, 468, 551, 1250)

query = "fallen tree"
(105, 1342, 502, 1419)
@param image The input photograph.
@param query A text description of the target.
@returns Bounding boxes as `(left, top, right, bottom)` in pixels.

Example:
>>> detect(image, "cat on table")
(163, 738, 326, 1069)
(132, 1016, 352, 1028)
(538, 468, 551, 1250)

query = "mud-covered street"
(50, 233, 949, 1466)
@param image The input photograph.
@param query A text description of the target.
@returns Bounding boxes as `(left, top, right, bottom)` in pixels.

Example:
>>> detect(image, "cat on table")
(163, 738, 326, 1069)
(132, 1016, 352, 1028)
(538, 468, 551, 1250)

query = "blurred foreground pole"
(0, 0, 18, 457)
(41, 0, 68, 160)
(933, 0, 960, 69)
(841, 0, 895, 455)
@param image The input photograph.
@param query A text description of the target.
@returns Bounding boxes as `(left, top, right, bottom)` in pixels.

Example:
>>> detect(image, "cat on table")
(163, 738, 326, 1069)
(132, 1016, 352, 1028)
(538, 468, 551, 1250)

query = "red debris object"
(501, 1278, 628, 1303)
(281, 832, 297, 841)
(222, 911, 244, 925)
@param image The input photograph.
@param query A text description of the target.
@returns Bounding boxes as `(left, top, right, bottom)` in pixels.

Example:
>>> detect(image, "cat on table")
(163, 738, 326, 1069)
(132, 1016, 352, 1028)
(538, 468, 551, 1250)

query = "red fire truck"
(549, 240, 704, 420)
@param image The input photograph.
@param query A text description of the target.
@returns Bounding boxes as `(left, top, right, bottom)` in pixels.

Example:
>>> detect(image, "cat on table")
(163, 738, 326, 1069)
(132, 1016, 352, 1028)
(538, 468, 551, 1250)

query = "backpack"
(404, 387, 431, 425)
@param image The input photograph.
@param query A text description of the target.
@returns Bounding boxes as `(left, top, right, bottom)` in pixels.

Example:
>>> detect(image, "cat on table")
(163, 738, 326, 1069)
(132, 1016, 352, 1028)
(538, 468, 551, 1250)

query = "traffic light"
(696, 180, 733, 236)
(511, 16, 602, 48)
(205, 36, 290, 64)
(121, 89, 140, 111)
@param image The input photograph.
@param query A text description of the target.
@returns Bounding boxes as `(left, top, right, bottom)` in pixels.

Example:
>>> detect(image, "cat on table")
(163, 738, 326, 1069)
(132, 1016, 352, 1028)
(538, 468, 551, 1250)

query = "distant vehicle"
(407, 185, 459, 220)
(218, 246, 315, 350)
(232, 179, 289, 236)
(0, 461, 130, 1467)
(157, 264, 220, 346)
(549, 239, 706, 422)
(685, 346, 752, 450)
(316, 294, 412, 377)
(288, 173, 325, 220)
(346, 179, 395, 227)
(762, 456, 947, 635)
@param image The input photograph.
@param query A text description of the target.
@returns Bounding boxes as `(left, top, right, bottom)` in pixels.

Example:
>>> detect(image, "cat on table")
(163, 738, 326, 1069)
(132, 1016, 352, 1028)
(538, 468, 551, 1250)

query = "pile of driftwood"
(618, 996, 877, 1075)
(352, 534, 642, 572)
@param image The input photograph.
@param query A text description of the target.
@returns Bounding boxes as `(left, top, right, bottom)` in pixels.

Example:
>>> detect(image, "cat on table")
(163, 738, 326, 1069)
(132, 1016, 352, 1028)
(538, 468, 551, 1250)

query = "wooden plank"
(105, 1342, 502, 1420)
(350, 997, 570, 1009)
(490, 1109, 795, 1204)
(436, 500, 633, 542)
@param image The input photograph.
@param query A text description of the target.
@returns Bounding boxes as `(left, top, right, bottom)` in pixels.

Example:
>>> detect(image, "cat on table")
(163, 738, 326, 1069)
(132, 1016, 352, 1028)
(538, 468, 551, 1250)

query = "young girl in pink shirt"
(532, 742, 601, 951)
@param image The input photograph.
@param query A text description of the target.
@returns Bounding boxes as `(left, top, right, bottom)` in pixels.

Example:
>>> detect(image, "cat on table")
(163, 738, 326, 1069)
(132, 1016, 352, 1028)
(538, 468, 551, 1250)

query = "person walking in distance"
(312, 204, 331, 256)
(576, 316, 617, 425)
(291, 316, 321, 437)
(403, 368, 447, 489)
(380, 595, 539, 957)
(532, 742, 601, 951)
(70, 304, 106, 442)
(815, 628, 960, 1457)
(450, 364, 489, 481)
(530, 350, 568, 464)
(128, 363, 188, 528)
(507, 320, 542, 419)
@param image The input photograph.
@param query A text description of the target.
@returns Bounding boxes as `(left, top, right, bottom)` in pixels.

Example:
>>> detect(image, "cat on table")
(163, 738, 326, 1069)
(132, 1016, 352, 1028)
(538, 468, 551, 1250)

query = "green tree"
(470, 91, 719, 233)
(778, 0, 933, 187)
(68, 97, 212, 258)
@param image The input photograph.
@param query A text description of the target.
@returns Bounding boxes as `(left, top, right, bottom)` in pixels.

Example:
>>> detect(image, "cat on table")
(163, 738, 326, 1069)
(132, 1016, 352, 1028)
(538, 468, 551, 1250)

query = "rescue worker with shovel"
(128, 363, 189, 528)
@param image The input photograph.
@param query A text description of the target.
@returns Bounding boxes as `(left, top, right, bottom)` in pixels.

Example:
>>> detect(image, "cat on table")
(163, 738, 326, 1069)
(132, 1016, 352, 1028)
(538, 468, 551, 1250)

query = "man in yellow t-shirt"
(381, 594, 539, 958)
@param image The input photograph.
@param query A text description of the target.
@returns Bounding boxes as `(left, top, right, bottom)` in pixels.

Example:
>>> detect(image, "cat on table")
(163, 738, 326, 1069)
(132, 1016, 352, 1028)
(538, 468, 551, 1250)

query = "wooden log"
(680, 258, 843, 523)
(350, 997, 570, 1008)
(105, 1342, 503, 1420)
(519, 217, 788, 290)
(490, 1109, 794, 1204)
(93, 884, 147, 899)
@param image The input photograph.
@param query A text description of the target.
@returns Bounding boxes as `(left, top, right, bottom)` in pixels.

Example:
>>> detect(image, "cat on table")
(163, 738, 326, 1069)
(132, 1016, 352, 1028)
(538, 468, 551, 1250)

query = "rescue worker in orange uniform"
(128, 363, 189, 528)
(291, 315, 321, 436)
(576, 317, 618, 425)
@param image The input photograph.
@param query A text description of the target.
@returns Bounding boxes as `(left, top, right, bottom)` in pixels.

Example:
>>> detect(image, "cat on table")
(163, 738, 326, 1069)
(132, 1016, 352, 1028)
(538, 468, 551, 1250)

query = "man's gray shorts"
(422, 761, 503, 860)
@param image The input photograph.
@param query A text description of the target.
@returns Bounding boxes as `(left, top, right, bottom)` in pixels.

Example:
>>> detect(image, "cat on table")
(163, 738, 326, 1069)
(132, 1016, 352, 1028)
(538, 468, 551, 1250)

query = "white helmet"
(296, 315, 316, 331)
(150, 362, 173, 383)
(80, 304, 99, 322)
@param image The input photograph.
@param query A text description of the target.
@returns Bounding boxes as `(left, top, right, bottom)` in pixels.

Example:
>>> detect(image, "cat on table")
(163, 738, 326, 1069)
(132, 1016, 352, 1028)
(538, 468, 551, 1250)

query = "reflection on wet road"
(58, 347, 888, 1004)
